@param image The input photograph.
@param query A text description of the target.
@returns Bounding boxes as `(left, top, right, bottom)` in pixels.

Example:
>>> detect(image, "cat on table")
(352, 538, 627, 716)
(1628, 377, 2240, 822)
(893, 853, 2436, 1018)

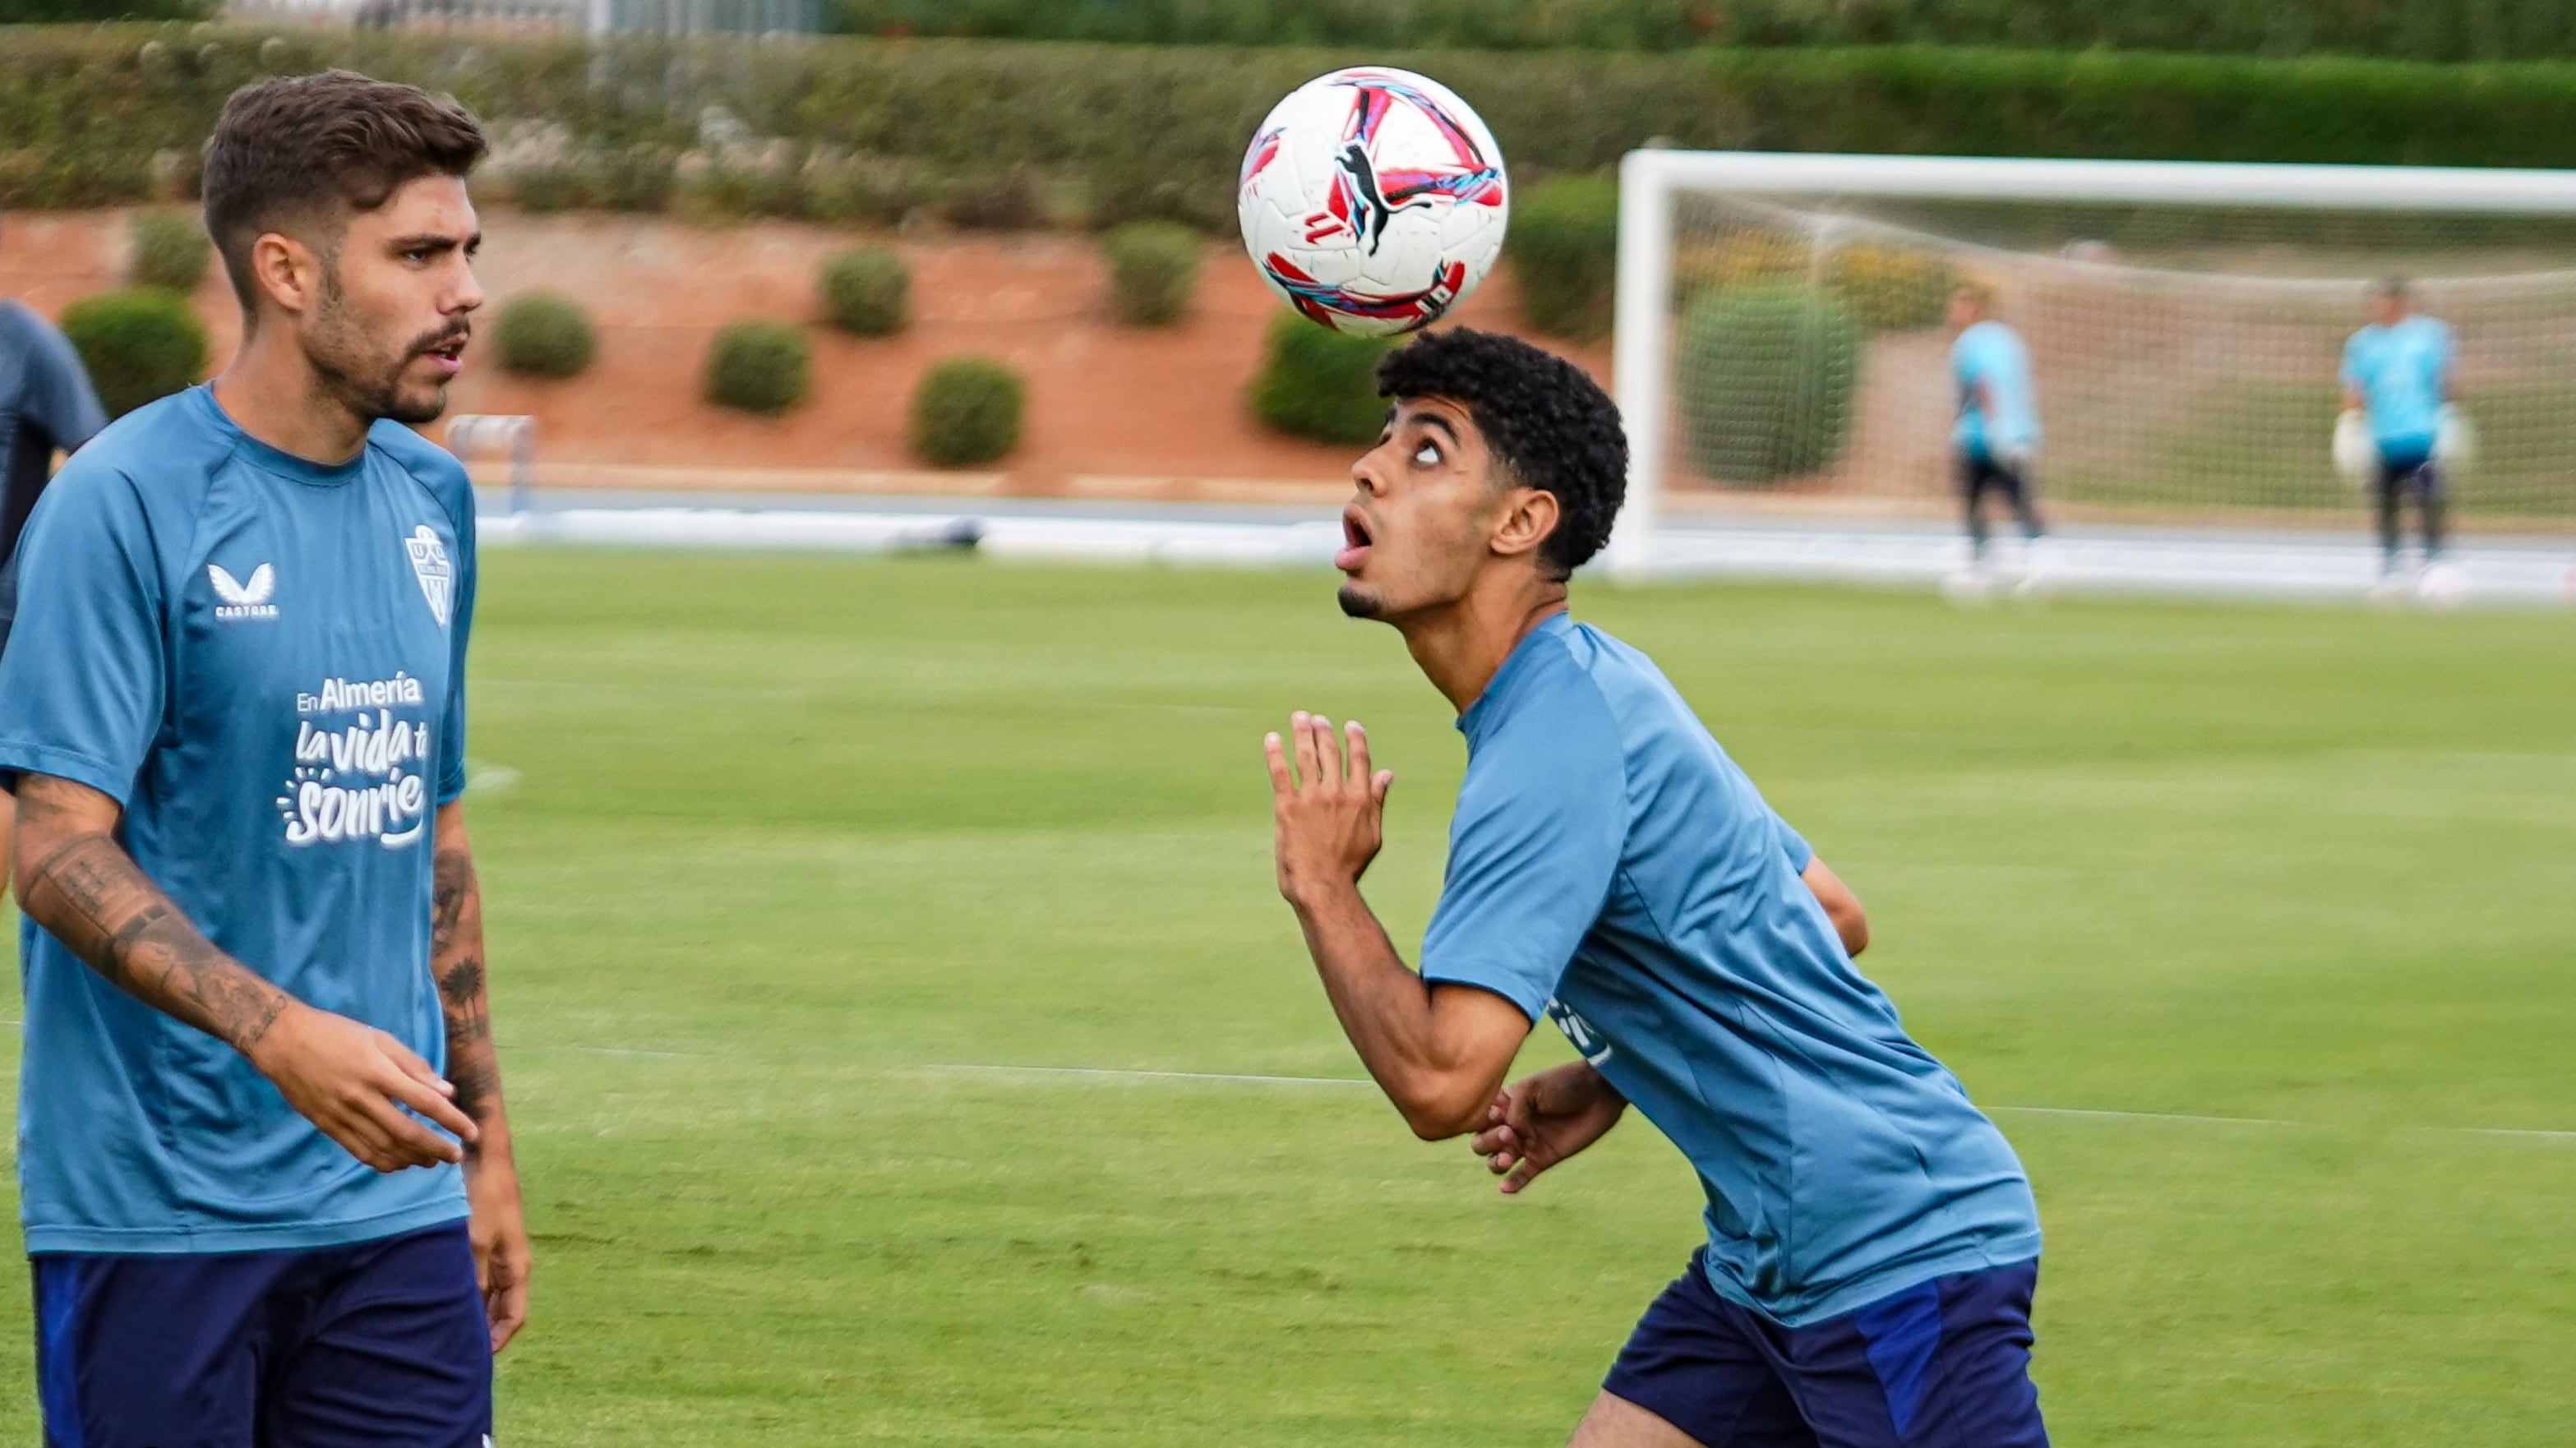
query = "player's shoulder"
(0, 297, 48, 346)
(1495, 616, 1690, 761)
(53, 388, 229, 502)
(367, 420, 474, 528)
(1472, 617, 1620, 745)
(0, 300, 85, 380)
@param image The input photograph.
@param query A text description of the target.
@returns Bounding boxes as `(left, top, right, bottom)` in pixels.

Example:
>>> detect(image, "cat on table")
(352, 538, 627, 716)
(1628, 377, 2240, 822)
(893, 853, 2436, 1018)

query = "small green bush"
(1100, 221, 1201, 326)
(704, 320, 810, 416)
(492, 291, 597, 379)
(1510, 176, 1619, 341)
(1676, 284, 1861, 487)
(1824, 242, 1957, 331)
(512, 165, 579, 214)
(59, 286, 208, 418)
(908, 355, 1024, 466)
(127, 208, 210, 292)
(1249, 313, 1394, 447)
(819, 246, 909, 336)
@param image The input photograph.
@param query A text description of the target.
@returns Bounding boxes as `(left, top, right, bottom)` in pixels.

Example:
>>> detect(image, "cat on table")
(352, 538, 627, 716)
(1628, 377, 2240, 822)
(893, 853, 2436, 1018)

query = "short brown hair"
(202, 71, 487, 312)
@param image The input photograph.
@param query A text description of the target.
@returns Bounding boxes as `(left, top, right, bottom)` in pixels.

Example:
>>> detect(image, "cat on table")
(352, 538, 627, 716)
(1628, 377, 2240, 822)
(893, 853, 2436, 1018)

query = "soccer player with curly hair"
(1264, 327, 2048, 1447)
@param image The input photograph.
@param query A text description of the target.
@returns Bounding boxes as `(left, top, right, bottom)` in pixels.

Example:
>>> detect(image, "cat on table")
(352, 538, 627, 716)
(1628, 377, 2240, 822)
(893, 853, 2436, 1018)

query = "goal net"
(1604, 152, 2576, 574)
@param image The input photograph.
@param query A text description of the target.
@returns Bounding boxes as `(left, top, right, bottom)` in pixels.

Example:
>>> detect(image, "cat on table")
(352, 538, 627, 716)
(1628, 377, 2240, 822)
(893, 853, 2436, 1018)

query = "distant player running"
(2338, 277, 2458, 587)
(1266, 328, 2047, 1447)
(0, 211, 109, 902)
(0, 73, 525, 1445)
(1946, 284, 2046, 583)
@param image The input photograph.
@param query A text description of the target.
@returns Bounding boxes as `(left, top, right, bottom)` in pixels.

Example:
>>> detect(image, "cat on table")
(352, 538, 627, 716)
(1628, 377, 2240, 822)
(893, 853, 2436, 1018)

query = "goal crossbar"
(1604, 151, 2576, 576)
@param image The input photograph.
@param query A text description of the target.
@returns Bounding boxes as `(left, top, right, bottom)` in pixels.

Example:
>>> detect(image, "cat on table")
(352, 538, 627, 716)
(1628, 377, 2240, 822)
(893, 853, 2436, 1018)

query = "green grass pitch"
(3, 552, 2572, 1444)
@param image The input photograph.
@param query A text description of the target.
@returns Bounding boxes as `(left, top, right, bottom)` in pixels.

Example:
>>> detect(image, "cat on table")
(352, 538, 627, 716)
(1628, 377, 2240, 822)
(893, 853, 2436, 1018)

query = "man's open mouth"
(1336, 506, 1375, 573)
(421, 334, 469, 374)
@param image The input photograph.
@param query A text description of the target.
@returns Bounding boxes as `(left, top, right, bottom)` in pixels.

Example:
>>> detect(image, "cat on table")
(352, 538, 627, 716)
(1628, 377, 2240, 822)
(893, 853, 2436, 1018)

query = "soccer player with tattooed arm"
(0, 73, 524, 1446)
(1265, 329, 2046, 1447)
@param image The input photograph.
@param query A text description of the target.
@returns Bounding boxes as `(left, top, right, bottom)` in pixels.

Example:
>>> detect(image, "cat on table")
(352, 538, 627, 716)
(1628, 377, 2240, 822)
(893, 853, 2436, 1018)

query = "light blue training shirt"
(1419, 613, 2042, 1327)
(2341, 313, 2454, 453)
(1950, 319, 2040, 459)
(0, 385, 476, 1254)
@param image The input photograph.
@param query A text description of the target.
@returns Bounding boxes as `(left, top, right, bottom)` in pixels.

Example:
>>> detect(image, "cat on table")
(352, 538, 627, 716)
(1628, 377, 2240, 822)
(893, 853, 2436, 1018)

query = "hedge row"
(15, 29, 2576, 223)
(828, 0, 2576, 67)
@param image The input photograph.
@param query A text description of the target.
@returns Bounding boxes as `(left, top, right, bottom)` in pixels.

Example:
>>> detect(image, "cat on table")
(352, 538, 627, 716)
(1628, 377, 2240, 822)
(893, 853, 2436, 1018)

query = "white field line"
(916, 1063, 2576, 1143)
(920, 1063, 1373, 1088)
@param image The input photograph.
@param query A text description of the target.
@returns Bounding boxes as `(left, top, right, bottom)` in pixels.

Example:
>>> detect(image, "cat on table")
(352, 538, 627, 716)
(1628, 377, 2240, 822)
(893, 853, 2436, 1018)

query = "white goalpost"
(1604, 150, 2576, 582)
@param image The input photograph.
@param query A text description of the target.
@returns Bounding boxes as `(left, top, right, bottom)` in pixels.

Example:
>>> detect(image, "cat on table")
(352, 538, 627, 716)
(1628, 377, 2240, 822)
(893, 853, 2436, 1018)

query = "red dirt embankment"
(1, 210, 1609, 504)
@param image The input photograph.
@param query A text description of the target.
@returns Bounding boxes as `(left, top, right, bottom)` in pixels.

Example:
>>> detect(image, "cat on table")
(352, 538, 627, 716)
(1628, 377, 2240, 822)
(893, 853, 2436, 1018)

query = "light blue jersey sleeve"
(1417, 683, 1626, 1021)
(0, 464, 164, 805)
(1774, 813, 1814, 873)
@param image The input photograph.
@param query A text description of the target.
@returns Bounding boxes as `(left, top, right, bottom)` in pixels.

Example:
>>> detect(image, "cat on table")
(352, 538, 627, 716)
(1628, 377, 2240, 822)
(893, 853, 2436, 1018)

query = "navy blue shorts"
(1602, 1250, 2047, 1448)
(32, 1222, 492, 1448)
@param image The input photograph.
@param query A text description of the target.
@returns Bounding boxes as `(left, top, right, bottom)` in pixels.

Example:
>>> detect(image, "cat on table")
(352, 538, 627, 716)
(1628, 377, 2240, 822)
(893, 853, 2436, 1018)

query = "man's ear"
(247, 230, 324, 320)
(1488, 486, 1562, 564)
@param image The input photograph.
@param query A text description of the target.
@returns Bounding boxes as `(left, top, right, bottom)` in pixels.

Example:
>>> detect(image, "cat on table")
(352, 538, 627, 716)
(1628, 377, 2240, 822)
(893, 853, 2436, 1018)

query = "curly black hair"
(1376, 327, 1627, 579)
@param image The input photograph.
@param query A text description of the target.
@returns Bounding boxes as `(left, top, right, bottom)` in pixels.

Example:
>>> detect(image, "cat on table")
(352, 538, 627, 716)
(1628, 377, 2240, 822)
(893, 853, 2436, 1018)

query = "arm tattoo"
(15, 779, 290, 1054)
(431, 833, 507, 1153)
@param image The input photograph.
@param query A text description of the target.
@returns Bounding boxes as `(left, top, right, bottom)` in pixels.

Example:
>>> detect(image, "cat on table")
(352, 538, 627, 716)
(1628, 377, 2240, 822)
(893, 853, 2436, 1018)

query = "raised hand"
(1471, 1059, 1628, 1195)
(1263, 712, 1396, 905)
(247, 1003, 478, 1173)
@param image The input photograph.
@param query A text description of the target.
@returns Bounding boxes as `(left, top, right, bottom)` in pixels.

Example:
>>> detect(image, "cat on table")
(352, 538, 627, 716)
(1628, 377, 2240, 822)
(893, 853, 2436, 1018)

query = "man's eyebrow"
(387, 232, 476, 252)
(1411, 412, 1461, 442)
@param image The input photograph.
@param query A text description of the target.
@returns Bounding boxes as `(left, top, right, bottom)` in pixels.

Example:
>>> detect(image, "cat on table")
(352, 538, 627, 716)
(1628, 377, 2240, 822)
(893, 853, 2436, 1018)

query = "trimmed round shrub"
(704, 320, 810, 416)
(59, 287, 210, 419)
(908, 355, 1024, 466)
(1100, 221, 1201, 326)
(819, 245, 909, 336)
(1676, 284, 1862, 487)
(1825, 242, 1956, 331)
(1510, 175, 1618, 341)
(127, 209, 211, 292)
(492, 291, 597, 379)
(1249, 312, 1394, 446)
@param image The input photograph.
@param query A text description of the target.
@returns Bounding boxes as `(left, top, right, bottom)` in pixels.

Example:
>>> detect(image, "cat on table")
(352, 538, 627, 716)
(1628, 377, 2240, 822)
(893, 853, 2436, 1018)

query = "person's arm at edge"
(1802, 855, 1869, 957)
(1267, 712, 1531, 1141)
(10, 772, 476, 1171)
(431, 801, 530, 1353)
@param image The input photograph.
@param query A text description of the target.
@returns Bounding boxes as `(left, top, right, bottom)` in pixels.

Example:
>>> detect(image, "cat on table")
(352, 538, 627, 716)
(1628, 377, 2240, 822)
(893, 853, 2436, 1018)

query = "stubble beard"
(1336, 582, 1383, 619)
(305, 265, 457, 427)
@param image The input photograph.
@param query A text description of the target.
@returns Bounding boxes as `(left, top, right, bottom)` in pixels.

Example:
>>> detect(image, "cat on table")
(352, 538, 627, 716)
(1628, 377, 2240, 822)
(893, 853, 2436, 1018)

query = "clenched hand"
(1471, 1059, 1628, 1194)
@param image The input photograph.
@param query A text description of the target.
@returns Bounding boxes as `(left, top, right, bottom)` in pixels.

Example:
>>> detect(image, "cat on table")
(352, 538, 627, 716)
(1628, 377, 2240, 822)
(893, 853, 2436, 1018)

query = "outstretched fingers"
(1263, 730, 1294, 795)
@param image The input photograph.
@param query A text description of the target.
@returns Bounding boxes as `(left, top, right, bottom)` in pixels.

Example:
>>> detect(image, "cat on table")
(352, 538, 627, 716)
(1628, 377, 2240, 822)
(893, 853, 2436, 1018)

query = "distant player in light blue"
(1947, 284, 2045, 570)
(0, 210, 109, 906)
(2339, 277, 2457, 575)
(1266, 328, 2047, 1447)
(0, 72, 527, 1445)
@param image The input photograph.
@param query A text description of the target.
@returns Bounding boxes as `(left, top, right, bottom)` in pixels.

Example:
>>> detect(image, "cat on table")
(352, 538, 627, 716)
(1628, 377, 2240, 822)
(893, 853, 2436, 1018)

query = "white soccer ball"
(1237, 67, 1509, 337)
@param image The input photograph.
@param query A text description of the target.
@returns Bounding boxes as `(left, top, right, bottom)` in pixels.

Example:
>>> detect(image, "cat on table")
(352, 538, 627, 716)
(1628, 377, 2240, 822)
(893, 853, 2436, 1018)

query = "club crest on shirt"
(208, 562, 279, 621)
(404, 524, 453, 627)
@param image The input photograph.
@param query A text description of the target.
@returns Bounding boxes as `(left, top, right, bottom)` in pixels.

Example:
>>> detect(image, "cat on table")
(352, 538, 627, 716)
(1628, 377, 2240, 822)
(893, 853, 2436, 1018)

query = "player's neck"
(1397, 575, 1569, 716)
(212, 323, 372, 467)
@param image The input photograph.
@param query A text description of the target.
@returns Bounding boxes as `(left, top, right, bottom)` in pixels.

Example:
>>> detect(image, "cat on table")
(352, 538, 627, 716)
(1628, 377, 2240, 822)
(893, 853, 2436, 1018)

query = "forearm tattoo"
(16, 780, 289, 1054)
(432, 838, 506, 1149)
